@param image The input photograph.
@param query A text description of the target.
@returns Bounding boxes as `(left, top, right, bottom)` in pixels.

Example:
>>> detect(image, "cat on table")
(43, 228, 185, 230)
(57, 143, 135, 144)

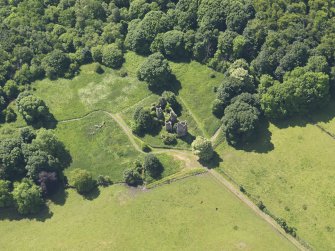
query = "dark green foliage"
(261, 71, 330, 119)
(143, 154, 163, 178)
(162, 91, 178, 110)
(68, 168, 96, 194)
(0, 180, 13, 208)
(153, 30, 187, 59)
(137, 52, 172, 89)
(125, 11, 171, 55)
(211, 99, 225, 118)
(97, 175, 112, 187)
(3, 107, 17, 123)
(141, 143, 151, 152)
(94, 63, 104, 74)
(0, 138, 26, 181)
(222, 101, 261, 146)
(0, 0, 333, 126)
(161, 132, 177, 145)
(123, 168, 143, 186)
(132, 106, 157, 135)
(20, 128, 36, 144)
(38, 171, 59, 196)
(42, 50, 71, 79)
(102, 44, 124, 69)
(216, 76, 255, 112)
(12, 178, 44, 215)
(3, 80, 19, 100)
(16, 92, 51, 125)
(191, 136, 214, 162)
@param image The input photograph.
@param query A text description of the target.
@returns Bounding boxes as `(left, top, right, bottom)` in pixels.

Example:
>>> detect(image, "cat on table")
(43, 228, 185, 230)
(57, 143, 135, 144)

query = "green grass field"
(215, 119, 335, 250)
(32, 63, 150, 120)
(170, 61, 224, 137)
(0, 174, 296, 251)
(53, 111, 182, 181)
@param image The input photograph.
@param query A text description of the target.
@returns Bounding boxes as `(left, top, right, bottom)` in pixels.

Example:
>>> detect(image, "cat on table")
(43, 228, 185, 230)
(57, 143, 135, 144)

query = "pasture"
(216, 118, 335, 250)
(0, 174, 296, 251)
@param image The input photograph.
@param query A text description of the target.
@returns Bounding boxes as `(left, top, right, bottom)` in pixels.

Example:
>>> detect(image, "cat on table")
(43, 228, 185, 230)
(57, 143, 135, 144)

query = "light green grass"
(0, 175, 296, 251)
(32, 63, 151, 120)
(170, 61, 224, 137)
(215, 121, 335, 250)
(54, 111, 140, 181)
(53, 111, 181, 181)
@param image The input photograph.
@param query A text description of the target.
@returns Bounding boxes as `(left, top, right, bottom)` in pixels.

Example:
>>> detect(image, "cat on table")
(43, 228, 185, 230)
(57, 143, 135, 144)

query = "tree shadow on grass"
(180, 132, 196, 145)
(234, 119, 274, 154)
(30, 113, 58, 130)
(82, 187, 100, 201)
(49, 187, 68, 206)
(148, 75, 182, 96)
(0, 205, 53, 222)
(199, 151, 223, 169)
(272, 99, 335, 129)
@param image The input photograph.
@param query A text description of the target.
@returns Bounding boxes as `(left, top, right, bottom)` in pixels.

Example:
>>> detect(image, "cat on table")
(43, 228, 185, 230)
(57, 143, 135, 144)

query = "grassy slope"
(216, 121, 335, 250)
(170, 61, 224, 137)
(54, 111, 181, 181)
(0, 175, 296, 251)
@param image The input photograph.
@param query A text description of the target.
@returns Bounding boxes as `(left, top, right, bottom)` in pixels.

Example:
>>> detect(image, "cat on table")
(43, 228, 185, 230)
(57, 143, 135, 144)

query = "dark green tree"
(143, 154, 163, 178)
(12, 178, 44, 215)
(137, 52, 172, 90)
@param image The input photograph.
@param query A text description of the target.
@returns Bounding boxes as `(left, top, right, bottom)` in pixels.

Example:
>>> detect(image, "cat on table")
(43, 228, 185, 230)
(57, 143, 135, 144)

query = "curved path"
(58, 109, 306, 251)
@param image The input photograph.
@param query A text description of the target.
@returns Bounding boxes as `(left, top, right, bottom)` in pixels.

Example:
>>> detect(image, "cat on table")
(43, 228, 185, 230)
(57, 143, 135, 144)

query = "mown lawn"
(215, 119, 335, 250)
(53, 111, 181, 181)
(0, 175, 296, 251)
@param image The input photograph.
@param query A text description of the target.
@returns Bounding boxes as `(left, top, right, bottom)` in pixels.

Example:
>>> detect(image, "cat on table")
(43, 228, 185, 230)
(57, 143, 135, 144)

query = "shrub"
(161, 133, 177, 145)
(141, 143, 151, 152)
(119, 69, 128, 77)
(123, 168, 143, 186)
(97, 175, 113, 187)
(68, 169, 96, 194)
(94, 63, 104, 74)
(191, 136, 214, 162)
(212, 99, 225, 118)
(143, 154, 163, 178)
(162, 91, 179, 110)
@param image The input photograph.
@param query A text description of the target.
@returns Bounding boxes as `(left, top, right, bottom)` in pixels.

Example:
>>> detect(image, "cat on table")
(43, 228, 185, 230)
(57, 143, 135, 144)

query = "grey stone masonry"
(165, 121, 173, 133)
(156, 107, 164, 119)
(176, 121, 188, 137)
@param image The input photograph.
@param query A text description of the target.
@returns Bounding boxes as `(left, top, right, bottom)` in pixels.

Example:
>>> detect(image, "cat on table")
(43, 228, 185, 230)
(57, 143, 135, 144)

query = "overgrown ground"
(0, 175, 296, 251)
(215, 115, 335, 250)
(54, 111, 182, 181)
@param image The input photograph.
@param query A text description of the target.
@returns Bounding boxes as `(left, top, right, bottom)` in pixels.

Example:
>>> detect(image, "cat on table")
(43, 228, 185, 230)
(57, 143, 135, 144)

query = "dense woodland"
(1, 0, 335, 214)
